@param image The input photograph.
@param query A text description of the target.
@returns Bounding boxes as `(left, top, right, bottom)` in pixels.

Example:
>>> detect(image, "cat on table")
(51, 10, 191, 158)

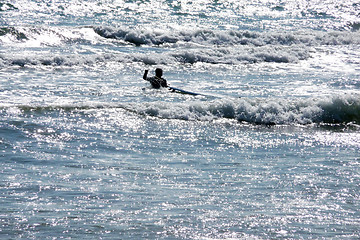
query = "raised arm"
(143, 69, 149, 80)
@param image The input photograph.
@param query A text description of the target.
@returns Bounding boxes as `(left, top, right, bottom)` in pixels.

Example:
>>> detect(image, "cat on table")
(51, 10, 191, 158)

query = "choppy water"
(1, 0, 360, 239)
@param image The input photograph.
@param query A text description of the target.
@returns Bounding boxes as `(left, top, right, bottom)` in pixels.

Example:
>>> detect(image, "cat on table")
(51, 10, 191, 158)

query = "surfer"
(143, 68, 168, 89)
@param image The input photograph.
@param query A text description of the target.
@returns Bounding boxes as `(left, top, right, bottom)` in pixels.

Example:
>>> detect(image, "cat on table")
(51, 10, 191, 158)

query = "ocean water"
(1, 0, 360, 239)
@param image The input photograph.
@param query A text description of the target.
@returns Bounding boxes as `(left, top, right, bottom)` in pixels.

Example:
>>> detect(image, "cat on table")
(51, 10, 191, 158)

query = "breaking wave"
(3, 94, 359, 126)
(3, 26, 360, 48)
(0, 46, 310, 67)
(0, 26, 99, 45)
(1, 25, 360, 67)
(93, 26, 360, 47)
(131, 94, 360, 125)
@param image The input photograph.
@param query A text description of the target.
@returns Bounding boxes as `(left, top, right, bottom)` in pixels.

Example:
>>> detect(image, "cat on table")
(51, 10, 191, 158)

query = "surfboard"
(168, 86, 202, 96)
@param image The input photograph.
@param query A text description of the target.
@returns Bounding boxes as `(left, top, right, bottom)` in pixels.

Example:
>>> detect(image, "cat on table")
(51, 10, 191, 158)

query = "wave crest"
(1, 25, 359, 67)
(94, 26, 360, 47)
(0, 44, 310, 68)
(132, 94, 360, 125)
(2, 94, 359, 126)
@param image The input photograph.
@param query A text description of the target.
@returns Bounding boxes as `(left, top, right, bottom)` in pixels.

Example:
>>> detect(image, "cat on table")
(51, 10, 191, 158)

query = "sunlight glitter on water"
(1, 0, 360, 239)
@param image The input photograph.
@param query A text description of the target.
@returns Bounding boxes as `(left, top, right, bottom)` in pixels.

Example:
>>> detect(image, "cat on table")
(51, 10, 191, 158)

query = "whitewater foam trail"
(0, 45, 311, 68)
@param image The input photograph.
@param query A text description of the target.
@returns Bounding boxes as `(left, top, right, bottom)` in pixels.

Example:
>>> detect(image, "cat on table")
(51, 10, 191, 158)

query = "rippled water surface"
(1, 0, 360, 239)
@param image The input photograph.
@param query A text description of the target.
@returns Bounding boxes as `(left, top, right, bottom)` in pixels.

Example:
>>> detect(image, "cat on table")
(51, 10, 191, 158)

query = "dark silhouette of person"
(143, 68, 168, 89)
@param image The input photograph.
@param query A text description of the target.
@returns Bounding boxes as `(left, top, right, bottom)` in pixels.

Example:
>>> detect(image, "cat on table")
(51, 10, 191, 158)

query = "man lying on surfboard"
(143, 68, 168, 89)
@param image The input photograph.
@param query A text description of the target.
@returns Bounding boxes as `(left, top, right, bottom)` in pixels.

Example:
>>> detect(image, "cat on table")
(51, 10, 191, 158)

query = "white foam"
(0, 43, 311, 68)
(94, 26, 360, 47)
(1, 25, 360, 68)
(129, 94, 360, 125)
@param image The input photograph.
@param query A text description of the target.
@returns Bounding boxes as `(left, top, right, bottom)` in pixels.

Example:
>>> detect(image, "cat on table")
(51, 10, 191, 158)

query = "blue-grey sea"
(1, 0, 360, 239)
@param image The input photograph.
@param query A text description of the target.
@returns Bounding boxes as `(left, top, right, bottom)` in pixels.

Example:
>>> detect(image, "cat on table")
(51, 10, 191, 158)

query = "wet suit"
(145, 76, 168, 89)
(143, 69, 168, 89)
